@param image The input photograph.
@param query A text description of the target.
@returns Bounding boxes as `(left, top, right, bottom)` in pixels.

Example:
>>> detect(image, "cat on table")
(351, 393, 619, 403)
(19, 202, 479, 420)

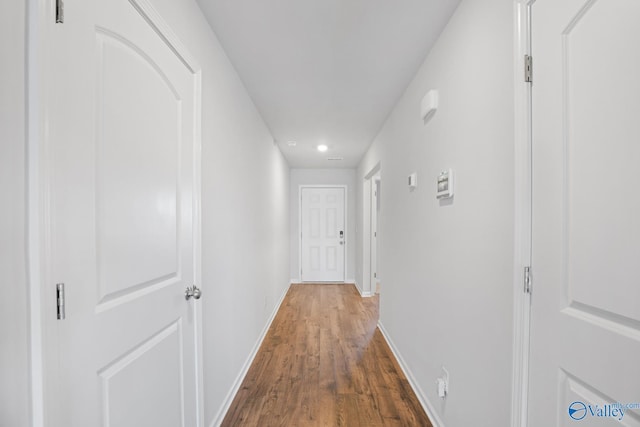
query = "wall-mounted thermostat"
(436, 169, 454, 199)
(408, 172, 417, 189)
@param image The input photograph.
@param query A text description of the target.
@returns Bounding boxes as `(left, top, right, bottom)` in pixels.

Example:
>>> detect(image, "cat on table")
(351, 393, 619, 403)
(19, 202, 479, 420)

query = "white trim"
(209, 285, 290, 427)
(192, 70, 204, 427)
(377, 322, 443, 427)
(26, 0, 51, 424)
(128, 0, 200, 73)
(362, 163, 381, 297)
(511, 2, 533, 427)
(369, 176, 379, 296)
(362, 179, 371, 294)
(352, 281, 373, 298)
(298, 185, 348, 283)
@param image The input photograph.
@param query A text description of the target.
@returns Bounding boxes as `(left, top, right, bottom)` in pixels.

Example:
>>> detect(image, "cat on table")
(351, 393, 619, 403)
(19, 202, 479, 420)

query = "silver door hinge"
(524, 267, 532, 294)
(524, 55, 533, 83)
(56, 283, 66, 320)
(374, 272, 377, 279)
(55, 0, 64, 23)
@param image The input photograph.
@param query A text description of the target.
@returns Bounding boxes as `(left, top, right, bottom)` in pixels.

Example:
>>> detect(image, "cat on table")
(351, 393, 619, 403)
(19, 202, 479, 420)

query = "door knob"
(185, 285, 202, 300)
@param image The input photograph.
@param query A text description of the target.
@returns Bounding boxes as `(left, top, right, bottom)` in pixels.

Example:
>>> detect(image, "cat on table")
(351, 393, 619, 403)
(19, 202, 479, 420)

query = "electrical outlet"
(437, 366, 449, 399)
(437, 378, 446, 398)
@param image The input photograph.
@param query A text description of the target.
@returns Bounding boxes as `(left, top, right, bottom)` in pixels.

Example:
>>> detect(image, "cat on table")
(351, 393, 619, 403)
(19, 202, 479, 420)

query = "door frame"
(511, 1, 534, 427)
(298, 185, 347, 283)
(370, 176, 380, 295)
(26, 0, 204, 424)
(362, 164, 381, 297)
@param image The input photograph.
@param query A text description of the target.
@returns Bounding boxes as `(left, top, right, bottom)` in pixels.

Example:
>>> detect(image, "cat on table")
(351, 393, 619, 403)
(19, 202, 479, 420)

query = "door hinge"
(56, 283, 66, 320)
(374, 231, 377, 237)
(55, 0, 64, 23)
(524, 55, 533, 83)
(374, 272, 377, 279)
(524, 267, 532, 294)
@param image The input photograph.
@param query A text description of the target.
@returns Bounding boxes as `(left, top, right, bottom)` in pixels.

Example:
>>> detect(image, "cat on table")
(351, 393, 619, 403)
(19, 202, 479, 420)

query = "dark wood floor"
(221, 284, 432, 427)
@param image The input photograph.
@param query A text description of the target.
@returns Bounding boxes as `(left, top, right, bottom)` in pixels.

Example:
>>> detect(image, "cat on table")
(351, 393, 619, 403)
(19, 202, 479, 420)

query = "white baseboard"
(377, 321, 444, 427)
(353, 281, 373, 298)
(209, 285, 290, 427)
(353, 281, 363, 295)
(292, 279, 358, 285)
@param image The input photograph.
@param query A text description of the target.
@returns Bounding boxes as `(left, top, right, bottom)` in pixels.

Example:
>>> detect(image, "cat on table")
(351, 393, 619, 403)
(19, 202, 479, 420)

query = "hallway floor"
(222, 284, 432, 426)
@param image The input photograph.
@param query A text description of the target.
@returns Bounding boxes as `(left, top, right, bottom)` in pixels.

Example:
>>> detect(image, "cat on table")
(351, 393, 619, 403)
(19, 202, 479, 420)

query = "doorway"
(370, 175, 381, 295)
(299, 186, 347, 282)
(362, 166, 381, 297)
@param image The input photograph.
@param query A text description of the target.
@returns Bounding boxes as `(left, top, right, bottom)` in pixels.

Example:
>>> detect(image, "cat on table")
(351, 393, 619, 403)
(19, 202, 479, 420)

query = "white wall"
(357, 0, 514, 425)
(0, 1, 30, 425)
(85, 0, 291, 424)
(289, 169, 356, 284)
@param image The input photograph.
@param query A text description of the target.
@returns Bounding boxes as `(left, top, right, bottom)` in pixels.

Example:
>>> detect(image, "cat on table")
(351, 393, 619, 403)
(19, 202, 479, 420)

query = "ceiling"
(196, 0, 460, 168)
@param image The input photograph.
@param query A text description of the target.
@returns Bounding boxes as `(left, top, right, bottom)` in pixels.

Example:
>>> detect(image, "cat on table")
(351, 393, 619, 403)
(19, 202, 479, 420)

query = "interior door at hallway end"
(300, 187, 346, 282)
(42, 0, 201, 425)
(528, 0, 640, 426)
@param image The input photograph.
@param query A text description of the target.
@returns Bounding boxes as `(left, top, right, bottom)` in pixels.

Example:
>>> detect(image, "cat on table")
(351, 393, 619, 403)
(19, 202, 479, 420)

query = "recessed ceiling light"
(317, 144, 328, 152)
(287, 141, 297, 147)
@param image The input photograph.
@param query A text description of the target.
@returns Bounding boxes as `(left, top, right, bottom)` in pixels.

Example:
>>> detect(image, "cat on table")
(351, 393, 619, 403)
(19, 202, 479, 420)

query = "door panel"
(45, 0, 200, 425)
(96, 29, 181, 303)
(99, 322, 183, 427)
(529, 0, 640, 425)
(300, 187, 345, 282)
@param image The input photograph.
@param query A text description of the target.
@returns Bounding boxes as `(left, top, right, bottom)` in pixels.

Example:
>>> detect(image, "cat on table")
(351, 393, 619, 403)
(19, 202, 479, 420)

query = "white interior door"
(300, 187, 346, 282)
(43, 0, 201, 425)
(529, 0, 640, 425)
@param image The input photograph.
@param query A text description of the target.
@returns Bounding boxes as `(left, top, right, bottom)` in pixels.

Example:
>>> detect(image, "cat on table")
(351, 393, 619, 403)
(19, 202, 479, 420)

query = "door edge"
(511, 1, 534, 427)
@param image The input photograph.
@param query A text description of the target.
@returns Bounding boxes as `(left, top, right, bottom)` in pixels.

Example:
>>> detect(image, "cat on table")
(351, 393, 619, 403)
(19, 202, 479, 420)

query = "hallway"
(222, 285, 431, 426)
(7, 0, 639, 425)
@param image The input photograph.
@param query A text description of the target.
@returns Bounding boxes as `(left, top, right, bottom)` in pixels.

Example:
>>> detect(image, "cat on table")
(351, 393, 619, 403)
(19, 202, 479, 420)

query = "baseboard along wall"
(209, 285, 290, 427)
(377, 321, 444, 427)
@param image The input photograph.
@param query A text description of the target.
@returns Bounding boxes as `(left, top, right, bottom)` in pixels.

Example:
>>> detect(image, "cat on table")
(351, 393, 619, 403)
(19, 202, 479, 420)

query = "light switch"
(408, 173, 417, 189)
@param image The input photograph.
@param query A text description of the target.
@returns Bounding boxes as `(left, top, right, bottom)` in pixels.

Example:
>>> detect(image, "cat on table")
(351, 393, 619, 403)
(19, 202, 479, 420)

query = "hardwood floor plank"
(220, 284, 432, 427)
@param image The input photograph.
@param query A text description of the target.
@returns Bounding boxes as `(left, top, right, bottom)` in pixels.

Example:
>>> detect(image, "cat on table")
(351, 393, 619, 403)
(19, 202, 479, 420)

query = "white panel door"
(529, 1, 640, 425)
(300, 187, 345, 282)
(43, 0, 201, 425)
